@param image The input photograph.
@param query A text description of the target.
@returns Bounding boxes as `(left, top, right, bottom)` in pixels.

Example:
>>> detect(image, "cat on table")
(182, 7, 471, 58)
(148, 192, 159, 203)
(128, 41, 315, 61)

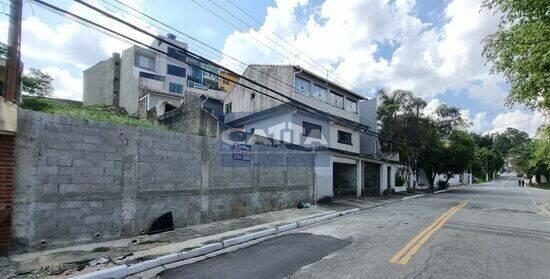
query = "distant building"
(223, 65, 399, 200)
(83, 34, 230, 118)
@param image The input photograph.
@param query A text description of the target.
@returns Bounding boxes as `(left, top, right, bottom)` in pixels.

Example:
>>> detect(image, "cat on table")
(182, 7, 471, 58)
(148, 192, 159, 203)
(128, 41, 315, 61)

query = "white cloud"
(423, 98, 442, 118)
(489, 110, 547, 137)
(221, 0, 504, 106)
(461, 109, 490, 133)
(0, 0, 154, 100)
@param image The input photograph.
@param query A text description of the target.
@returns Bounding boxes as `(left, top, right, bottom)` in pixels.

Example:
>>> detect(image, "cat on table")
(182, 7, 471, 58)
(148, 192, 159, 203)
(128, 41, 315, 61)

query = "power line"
(222, 0, 353, 89)
(89, 0, 382, 128)
(196, 0, 355, 90)
(31, 0, 407, 145)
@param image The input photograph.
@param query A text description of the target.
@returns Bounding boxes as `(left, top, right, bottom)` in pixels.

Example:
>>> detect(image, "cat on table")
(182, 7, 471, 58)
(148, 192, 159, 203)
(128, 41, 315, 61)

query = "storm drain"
(148, 212, 174, 235)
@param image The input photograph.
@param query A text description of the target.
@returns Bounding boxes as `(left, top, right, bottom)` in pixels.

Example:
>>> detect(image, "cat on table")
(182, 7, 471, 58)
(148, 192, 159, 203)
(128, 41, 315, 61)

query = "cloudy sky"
(0, 0, 546, 136)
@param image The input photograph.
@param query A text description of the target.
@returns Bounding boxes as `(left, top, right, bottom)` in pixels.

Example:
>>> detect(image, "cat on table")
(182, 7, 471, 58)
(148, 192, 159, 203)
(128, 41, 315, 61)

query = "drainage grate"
(148, 212, 175, 235)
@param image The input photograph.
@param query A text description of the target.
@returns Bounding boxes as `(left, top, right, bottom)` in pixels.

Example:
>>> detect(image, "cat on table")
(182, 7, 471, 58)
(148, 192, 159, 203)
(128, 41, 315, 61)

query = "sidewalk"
(0, 195, 414, 279)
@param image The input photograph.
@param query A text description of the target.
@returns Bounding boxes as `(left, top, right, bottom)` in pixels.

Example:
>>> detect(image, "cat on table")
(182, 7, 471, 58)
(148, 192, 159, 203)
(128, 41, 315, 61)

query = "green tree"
(435, 131, 476, 184)
(493, 127, 530, 156)
(482, 0, 550, 109)
(22, 68, 54, 97)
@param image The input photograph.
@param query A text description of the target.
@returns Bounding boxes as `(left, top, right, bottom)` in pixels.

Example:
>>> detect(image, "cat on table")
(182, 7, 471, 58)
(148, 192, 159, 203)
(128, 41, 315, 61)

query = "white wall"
(329, 122, 360, 153)
(314, 151, 333, 201)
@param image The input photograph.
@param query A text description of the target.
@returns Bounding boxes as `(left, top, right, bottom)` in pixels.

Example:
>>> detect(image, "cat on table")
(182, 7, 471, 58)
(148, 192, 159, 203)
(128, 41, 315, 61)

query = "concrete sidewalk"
(0, 196, 410, 279)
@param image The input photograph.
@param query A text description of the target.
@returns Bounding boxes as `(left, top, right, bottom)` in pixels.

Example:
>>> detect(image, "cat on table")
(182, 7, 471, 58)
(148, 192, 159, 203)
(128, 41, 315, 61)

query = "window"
(312, 84, 327, 102)
(225, 103, 232, 114)
(295, 76, 310, 95)
(223, 79, 230, 85)
(302, 121, 322, 139)
(332, 91, 344, 108)
(135, 52, 155, 71)
(169, 83, 183, 94)
(337, 130, 352, 145)
(250, 93, 256, 100)
(167, 64, 186, 78)
(345, 98, 357, 113)
(250, 128, 255, 134)
(167, 47, 186, 62)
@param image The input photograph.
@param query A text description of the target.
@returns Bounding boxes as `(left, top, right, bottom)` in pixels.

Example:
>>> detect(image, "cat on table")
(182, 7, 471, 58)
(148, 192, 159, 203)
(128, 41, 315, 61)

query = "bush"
(395, 174, 405, 186)
(437, 180, 449, 189)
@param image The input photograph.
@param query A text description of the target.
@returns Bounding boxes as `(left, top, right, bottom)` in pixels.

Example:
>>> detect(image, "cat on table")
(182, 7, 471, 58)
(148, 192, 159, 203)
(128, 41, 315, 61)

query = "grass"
(180, 245, 201, 252)
(530, 183, 550, 190)
(21, 96, 165, 129)
(91, 246, 110, 252)
(136, 240, 170, 245)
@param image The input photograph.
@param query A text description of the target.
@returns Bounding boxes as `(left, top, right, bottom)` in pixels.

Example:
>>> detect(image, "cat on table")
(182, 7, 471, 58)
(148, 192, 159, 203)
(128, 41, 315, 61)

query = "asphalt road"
(159, 175, 550, 279)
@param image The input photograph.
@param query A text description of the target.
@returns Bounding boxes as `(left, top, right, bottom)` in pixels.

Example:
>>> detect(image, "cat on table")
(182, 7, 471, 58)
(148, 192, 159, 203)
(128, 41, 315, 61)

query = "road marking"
(390, 201, 467, 265)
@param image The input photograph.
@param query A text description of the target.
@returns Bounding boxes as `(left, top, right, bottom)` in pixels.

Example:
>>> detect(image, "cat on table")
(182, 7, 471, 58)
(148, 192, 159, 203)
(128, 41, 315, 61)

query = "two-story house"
(83, 34, 238, 118)
(224, 65, 399, 201)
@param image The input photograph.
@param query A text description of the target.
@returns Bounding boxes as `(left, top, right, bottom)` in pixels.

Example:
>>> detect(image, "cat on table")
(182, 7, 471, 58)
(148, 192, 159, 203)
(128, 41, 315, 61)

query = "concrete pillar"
(121, 127, 138, 237)
(356, 160, 362, 198)
(379, 164, 386, 195)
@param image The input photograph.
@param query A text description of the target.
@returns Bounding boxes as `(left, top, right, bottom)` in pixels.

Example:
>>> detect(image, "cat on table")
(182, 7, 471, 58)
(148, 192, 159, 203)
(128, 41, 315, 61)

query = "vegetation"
(377, 89, 472, 189)
(21, 96, 163, 129)
(509, 125, 550, 183)
(482, 0, 550, 110)
(22, 68, 54, 97)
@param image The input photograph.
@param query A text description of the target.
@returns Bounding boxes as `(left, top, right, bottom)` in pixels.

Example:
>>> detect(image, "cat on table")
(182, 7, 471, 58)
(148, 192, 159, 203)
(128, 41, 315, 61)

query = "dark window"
(139, 71, 165, 81)
(225, 103, 232, 114)
(303, 121, 322, 139)
(167, 47, 186, 62)
(250, 93, 256, 100)
(167, 64, 186, 78)
(337, 130, 352, 145)
(169, 83, 183, 94)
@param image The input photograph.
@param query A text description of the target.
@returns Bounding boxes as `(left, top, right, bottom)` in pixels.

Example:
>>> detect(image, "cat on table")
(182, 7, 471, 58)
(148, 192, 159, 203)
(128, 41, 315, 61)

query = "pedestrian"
(518, 180, 521, 187)
(521, 179, 525, 187)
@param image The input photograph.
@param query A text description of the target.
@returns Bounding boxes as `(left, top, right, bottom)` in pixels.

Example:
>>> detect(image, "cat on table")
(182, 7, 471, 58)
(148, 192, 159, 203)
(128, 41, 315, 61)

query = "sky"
(0, 0, 546, 136)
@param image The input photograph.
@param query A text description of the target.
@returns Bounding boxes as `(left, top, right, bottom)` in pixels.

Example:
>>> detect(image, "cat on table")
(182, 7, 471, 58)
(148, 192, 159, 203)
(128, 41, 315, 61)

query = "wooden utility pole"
(4, 0, 23, 103)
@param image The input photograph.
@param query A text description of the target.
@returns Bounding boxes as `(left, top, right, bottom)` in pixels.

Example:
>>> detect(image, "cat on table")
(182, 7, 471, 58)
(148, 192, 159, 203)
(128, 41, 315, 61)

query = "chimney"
(167, 33, 176, 40)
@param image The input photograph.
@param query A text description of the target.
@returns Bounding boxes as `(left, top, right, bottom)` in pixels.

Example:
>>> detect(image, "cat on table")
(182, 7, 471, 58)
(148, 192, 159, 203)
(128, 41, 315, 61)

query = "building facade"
(83, 34, 231, 118)
(224, 65, 398, 201)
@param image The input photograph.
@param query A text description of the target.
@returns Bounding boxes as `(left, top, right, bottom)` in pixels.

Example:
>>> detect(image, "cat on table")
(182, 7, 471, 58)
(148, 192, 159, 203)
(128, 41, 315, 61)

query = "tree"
(22, 68, 54, 97)
(482, 0, 550, 110)
(474, 147, 505, 179)
(435, 131, 476, 184)
(493, 127, 530, 156)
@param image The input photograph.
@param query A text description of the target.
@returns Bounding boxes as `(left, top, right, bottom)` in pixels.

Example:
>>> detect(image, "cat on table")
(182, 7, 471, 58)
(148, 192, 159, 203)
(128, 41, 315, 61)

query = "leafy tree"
(435, 131, 476, 184)
(22, 68, 54, 97)
(482, 0, 550, 109)
(472, 133, 494, 149)
(474, 147, 505, 179)
(493, 127, 530, 156)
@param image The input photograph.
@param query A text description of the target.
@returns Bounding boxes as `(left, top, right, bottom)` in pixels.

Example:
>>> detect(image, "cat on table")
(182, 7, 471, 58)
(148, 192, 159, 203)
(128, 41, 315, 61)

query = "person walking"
(518, 179, 522, 187)
(521, 179, 526, 187)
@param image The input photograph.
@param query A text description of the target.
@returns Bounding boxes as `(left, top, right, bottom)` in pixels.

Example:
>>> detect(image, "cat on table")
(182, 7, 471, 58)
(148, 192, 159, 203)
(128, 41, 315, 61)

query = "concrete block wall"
(13, 110, 314, 252)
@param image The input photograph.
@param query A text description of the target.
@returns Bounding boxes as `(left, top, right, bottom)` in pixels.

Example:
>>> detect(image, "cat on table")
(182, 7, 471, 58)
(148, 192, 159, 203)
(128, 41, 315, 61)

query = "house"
(223, 65, 400, 201)
(83, 34, 230, 118)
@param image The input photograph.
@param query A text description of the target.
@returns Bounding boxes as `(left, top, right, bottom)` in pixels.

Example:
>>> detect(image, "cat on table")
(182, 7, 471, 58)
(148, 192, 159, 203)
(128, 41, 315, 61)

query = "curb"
(401, 194, 424, 200)
(69, 209, 358, 279)
(434, 188, 455, 194)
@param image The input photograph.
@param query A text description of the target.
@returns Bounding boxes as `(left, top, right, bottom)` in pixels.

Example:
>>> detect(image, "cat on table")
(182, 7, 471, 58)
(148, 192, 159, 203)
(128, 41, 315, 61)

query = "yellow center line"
(390, 201, 468, 265)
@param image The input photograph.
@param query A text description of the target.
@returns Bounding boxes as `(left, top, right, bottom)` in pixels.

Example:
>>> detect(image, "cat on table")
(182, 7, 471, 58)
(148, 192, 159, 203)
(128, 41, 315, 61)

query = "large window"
(295, 76, 310, 95)
(167, 64, 186, 78)
(312, 83, 327, 102)
(345, 98, 357, 113)
(167, 47, 186, 63)
(337, 130, 352, 145)
(332, 91, 344, 108)
(135, 52, 155, 71)
(302, 121, 322, 139)
(169, 83, 183, 94)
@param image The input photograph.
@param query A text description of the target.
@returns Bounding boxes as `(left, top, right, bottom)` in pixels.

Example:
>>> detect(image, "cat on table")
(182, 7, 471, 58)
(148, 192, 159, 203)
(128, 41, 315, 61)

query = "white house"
(224, 65, 400, 201)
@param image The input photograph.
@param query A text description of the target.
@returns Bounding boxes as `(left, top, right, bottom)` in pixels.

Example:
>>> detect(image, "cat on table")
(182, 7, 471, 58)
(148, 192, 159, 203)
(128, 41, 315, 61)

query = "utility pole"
(4, 0, 23, 103)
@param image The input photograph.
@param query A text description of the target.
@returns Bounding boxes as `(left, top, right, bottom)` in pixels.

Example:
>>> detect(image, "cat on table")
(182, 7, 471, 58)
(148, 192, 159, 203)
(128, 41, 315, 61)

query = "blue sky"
(0, 0, 545, 136)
